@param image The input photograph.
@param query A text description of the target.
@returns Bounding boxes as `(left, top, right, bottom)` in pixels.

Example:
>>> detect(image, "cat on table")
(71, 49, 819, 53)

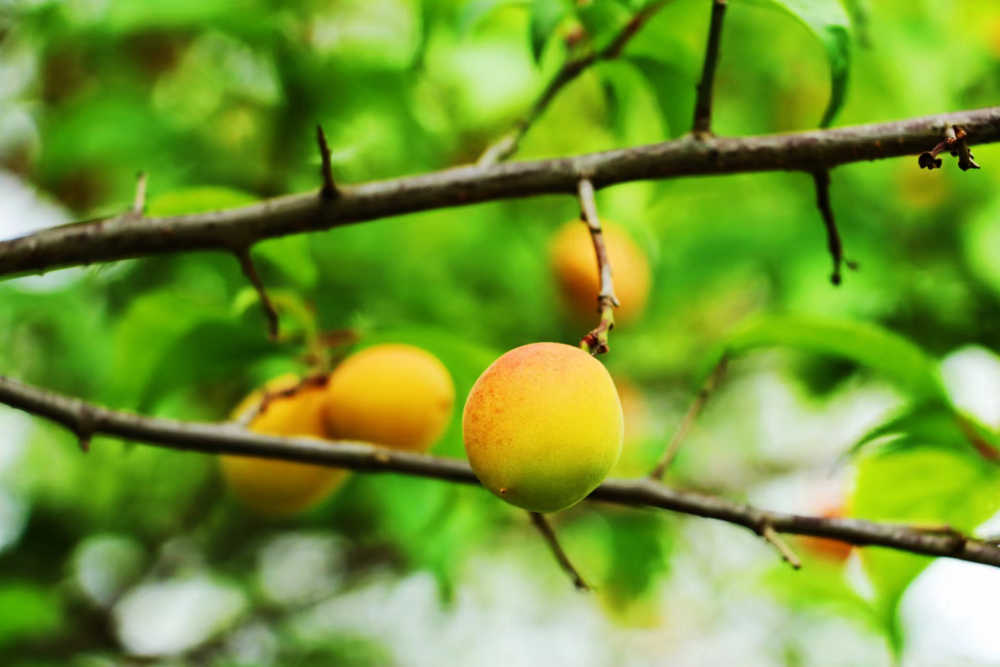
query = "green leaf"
(530, 0, 569, 63)
(605, 512, 672, 601)
(760, 560, 882, 635)
(146, 186, 257, 217)
(851, 448, 1000, 653)
(137, 318, 289, 414)
(599, 75, 627, 139)
(737, 0, 852, 127)
(848, 399, 1000, 463)
(841, 0, 872, 47)
(573, 1, 631, 46)
(625, 56, 695, 139)
(458, 0, 529, 35)
(715, 315, 945, 401)
(0, 583, 63, 648)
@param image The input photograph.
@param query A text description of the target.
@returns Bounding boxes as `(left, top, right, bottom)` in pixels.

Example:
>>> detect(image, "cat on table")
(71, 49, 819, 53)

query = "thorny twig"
(4, 375, 1000, 568)
(477, 0, 670, 165)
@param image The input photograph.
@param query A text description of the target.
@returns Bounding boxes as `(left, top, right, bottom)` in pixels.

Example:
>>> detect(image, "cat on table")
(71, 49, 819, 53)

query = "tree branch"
(3, 374, 999, 568)
(649, 354, 728, 480)
(233, 246, 280, 340)
(477, 0, 670, 165)
(811, 170, 856, 285)
(530, 512, 590, 591)
(577, 178, 618, 355)
(692, 0, 727, 136)
(1, 107, 998, 280)
(316, 124, 339, 199)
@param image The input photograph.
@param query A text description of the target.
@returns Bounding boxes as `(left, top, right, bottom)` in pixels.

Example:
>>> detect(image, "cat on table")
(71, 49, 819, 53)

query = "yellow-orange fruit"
(325, 344, 455, 452)
(220, 375, 347, 516)
(463, 342, 623, 512)
(549, 220, 651, 325)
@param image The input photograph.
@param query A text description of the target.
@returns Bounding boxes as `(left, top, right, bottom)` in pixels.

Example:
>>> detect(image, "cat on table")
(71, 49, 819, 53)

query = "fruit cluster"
(222, 220, 653, 515)
(220, 344, 455, 515)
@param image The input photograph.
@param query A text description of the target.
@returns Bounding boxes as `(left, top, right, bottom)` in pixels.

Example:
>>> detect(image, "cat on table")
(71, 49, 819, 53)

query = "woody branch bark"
(2, 107, 998, 280)
(3, 374, 1000, 569)
(692, 0, 727, 136)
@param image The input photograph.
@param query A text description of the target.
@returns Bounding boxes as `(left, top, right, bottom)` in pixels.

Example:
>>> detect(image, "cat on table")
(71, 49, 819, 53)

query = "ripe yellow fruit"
(220, 375, 347, 516)
(463, 342, 623, 512)
(325, 344, 455, 452)
(549, 220, 651, 325)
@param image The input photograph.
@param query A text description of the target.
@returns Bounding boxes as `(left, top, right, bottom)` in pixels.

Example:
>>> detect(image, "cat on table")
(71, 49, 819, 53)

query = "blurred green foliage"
(3, 0, 1000, 663)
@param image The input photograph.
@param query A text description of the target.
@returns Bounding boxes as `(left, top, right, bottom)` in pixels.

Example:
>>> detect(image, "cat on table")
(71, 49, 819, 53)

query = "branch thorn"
(692, 0, 728, 136)
(132, 171, 147, 216)
(316, 124, 339, 200)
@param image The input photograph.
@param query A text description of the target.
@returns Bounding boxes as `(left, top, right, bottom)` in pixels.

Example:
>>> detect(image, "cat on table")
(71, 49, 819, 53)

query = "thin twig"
(477, 0, 670, 165)
(577, 178, 619, 355)
(649, 354, 728, 479)
(811, 170, 857, 285)
(233, 247, 280, 340)
(231, 373, 330, 427)
(3, 374, 1000, 567)
(316, 124, 339, 199)
(3, 108, 1000, 279)
(132, 171, 147, 215)
(762, 524, 803, 569)
(530, 512, 590, 591)
(692, 0, 727, 136)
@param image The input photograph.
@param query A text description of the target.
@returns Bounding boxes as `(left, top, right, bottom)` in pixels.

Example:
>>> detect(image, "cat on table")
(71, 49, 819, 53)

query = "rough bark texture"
(2, 374, 997, 568)
(2, 107, 998, 279)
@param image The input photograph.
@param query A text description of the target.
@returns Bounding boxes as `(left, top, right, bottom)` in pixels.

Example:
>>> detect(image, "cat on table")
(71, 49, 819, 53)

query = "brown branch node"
(920, 126, 981, 171)
(75, 403, 97, 453)
(234, 246, 280, 340)
(530, 512, 590, 591)
(316, 124, 339, 200)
